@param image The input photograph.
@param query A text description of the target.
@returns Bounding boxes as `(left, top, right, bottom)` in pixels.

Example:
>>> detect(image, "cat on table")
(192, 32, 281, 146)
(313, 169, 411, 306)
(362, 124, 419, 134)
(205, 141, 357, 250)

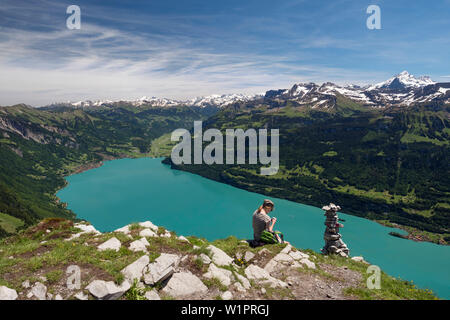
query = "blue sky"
(0, 0, 449, 106)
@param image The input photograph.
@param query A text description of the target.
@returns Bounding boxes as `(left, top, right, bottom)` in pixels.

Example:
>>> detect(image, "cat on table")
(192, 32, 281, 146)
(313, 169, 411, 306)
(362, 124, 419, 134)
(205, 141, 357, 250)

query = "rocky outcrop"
(97, 237, 121, 251)
(0, 286, 18, 300)
(0, 219, 393, 301)
(86, 280, 131, 300)
(161, 272, 208, 298)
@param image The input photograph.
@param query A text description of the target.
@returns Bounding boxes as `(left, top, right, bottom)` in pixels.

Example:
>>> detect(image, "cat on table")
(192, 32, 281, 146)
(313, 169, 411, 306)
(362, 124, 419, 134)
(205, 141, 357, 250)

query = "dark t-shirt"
(252, 210, 272, 240)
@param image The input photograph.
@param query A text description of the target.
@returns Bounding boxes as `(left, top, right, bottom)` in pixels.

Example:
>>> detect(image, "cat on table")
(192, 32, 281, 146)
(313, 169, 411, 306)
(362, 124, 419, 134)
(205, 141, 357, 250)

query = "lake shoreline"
(57, 155, 447, 247)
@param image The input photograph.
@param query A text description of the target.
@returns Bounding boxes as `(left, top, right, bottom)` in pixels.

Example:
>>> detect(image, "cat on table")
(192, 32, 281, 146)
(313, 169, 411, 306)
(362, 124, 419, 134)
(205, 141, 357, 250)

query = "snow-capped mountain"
(367, 71, 435, 91)
(44, 72, 449, 110)
(266, 71, 449, 109)
(46, 93, 264, 109)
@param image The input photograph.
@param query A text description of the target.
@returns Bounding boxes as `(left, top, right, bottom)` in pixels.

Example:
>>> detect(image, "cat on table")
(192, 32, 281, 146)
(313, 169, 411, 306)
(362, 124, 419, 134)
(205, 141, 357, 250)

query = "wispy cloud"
(0, 0, 449, 106)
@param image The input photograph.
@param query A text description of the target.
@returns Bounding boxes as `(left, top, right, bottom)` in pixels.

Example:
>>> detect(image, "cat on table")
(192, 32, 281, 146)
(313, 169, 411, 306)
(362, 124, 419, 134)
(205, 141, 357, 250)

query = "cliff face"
(0, 218, 438, 300)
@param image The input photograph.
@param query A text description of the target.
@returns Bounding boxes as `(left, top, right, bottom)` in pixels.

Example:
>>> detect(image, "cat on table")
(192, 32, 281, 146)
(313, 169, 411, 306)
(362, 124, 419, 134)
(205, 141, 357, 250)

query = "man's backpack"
(260, 230, 284, 244)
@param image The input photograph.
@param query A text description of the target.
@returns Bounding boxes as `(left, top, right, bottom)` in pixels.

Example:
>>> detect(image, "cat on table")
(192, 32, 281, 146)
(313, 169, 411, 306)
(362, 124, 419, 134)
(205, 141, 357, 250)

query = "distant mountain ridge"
(42, 71, 450, 110)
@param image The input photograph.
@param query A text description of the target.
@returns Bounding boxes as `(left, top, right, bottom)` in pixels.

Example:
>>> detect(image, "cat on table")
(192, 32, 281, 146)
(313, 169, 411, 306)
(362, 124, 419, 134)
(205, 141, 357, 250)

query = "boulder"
(221, 291, 233, 300)
(121, 255, 150, 282)
(289, 250, 309, 260)
(203, 264, 233, 286)
(273, 253, 294, 263)
(0, 286, 18, 300)
(144, 290, 161, 300)
(67, 223, 101, 241)
(129, 239, 148, 252)
(74, 292, 88, 300)
(31, 282, 47, 300)
(85, 280, 131, 300)
(161, 272, 207, 298)
(244, 251, 255, 262)
(140, 229, 157, 238)
(54, 294, 63, 300)
(97, 237, 121, 252)
(244, 264, 287, 288)
(139, 221, 158, 232)
(299, 258, 316, 269)
(207, 245, 233, 266)
(280, 244, 292, 254)
(143, 253, 180, 285)
(115, 225, 131, 234)
(235, 274, 251, 290)
(177, 235, 189, 242)
(351, 256, 368, 264)
(199, 253, 211, 264)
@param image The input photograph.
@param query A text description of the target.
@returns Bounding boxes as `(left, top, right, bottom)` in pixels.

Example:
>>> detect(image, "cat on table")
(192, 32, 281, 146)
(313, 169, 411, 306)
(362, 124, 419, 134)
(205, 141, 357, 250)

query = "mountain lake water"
(57, 157, 450, 299)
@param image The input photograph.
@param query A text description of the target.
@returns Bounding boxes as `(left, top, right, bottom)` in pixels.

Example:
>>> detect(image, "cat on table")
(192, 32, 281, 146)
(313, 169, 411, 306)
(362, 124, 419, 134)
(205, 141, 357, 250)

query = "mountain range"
(44, 71, 450, 110)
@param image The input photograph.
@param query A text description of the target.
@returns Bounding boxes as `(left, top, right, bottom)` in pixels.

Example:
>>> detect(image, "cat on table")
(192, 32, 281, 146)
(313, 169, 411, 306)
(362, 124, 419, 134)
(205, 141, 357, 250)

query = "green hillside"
(165, 100, 450, 244)
(0, 104, 206, 236)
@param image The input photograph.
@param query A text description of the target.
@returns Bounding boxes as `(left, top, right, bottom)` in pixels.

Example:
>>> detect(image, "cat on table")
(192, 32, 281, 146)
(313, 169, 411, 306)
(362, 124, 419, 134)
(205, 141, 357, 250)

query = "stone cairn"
(321, 203, 350, 257)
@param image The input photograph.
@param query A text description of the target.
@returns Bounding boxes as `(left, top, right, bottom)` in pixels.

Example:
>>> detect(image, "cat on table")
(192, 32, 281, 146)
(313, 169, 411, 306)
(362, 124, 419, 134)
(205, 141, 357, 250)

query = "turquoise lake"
(57, 157, 450, 299)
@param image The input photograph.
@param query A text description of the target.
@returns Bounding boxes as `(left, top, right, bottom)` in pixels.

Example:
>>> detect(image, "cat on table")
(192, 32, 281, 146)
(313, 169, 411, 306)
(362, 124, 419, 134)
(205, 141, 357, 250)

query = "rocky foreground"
(0, 218, 438, 300)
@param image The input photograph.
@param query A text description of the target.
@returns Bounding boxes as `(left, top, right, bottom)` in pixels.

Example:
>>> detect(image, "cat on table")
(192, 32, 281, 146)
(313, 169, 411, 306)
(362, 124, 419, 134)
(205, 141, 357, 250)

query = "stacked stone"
(321, 203, 349, 257)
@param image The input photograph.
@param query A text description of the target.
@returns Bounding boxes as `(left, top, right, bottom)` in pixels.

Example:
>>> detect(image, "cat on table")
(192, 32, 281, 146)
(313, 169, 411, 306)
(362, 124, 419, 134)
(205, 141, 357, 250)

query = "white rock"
(144, 290, 161, 300)
(263, 259, 279, 274)
(351, 256, 368, 264)
(139, 221, 158, 232)
(161, 272, 207, 298)
(261, 288, 267, 294)
(258, 248, 270, 255)
(66, 223, 101, 241)
(0, 286, 18, 300)
(161, 231, 172, 238)
(289, 250, 309, 260)
(97, 237, 121, 252)
(115, 225, 131, 234)
(178, 236, 189, 242)
(54, 294, 63, 300)
(244, 251, 255, 262)
(143, 253, 180, 285)
(74, 291, 89, 300)
(203, 264, 233, 286)
(233, 282, 246, 292)
(273, 253, 294, 263)
(207, 245, 233, 266)
(129, 240, 148, 252)
(244, 264, 288, 288)
(39, 276, 47, 283)
(47, 293, 53, 300)
(140, 229, 157, 238)
(85, 280, 131, 300)
(199, 253, 211, 264)
(299, 258, 316, 269)
(280, 244, 292, 254)
(139, 237, 150, 247)
(31, 282, 47, 300)
(235, 274, 251, 290)
(26, 291, 33, 299)
(221, 291, 233, 300)
(121, 255, 150, 282)
(22, 280, 30, 289)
